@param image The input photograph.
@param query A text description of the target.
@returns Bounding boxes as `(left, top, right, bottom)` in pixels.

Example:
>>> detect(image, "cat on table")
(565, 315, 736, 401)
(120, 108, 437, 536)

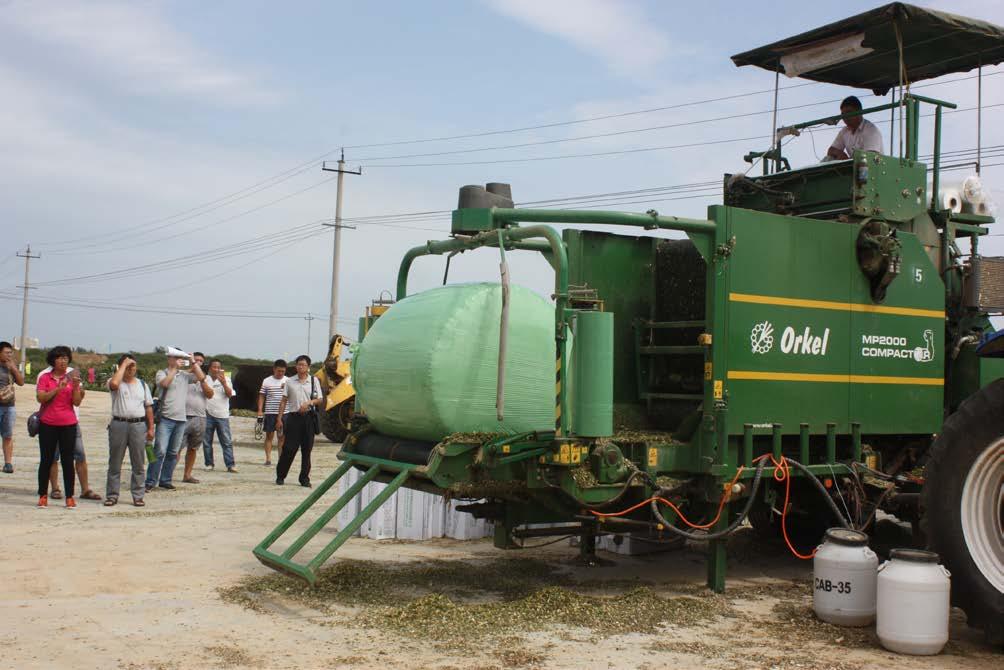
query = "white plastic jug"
(877, 548, 951, 655)
(813, 528, 877, 626)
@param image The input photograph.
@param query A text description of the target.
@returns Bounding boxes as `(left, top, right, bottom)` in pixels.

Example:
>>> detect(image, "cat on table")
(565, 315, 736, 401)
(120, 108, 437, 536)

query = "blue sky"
(1, 0, 1002, 359)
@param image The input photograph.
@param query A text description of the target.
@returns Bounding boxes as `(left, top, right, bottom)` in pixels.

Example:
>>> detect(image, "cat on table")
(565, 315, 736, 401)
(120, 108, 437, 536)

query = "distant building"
(13, 336, 39, 351)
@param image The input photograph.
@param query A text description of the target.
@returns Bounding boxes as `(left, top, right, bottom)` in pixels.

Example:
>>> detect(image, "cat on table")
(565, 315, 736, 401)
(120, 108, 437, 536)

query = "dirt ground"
(1, 384, 999, 670)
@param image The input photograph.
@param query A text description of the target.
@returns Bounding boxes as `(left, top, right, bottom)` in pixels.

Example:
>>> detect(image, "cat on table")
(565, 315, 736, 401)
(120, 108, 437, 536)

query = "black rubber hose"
(650, 456, 855, 541)
(784, 457, 853, 530)
(650, 456, 769, 541)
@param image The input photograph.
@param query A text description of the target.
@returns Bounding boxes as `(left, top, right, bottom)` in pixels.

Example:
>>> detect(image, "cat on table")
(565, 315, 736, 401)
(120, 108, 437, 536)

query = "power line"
(33, 81, 819, 252)
(358, 92, 1003, 164)
(29, 211, 449, 291)
(0, 291, 359, 322)
(359, 102, 1004, 168)
(362, 134, 771, 168)
(232, 145, 1000, 232)
(343, 82, 822, 151)
(31, 68, 1000, 254)
(46, 175, 340, 256)
(27, 136, 1002, 292)
(352, 99, 840, 163)
(39, 161, 324, 251)
(57, 231, 321, 303)
(351, 71, 1004, 163)
(33, 222, 332, 288)
(341, 69, 1000, 152)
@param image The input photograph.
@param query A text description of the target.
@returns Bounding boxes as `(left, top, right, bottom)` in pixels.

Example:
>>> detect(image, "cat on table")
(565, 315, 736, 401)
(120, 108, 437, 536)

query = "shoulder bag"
(27, 373, 55, 438)
(307, 376, 321, 435)
(0, 370, 14, 403)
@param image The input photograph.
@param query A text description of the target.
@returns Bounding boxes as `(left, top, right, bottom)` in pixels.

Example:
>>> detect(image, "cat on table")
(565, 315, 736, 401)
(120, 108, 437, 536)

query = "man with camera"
(203, 359, 237, 473)
(147, 348, 208, 491)
(106, 355, 154, 506)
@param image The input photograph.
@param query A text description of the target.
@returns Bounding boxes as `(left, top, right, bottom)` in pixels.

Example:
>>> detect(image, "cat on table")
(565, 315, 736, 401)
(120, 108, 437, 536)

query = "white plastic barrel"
(877, 548, 951, 655)
(812, 528, 877, 626)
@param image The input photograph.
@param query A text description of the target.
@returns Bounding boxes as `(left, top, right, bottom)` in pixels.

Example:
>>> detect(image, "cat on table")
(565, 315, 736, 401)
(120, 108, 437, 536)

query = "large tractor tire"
(921, 379, 1004, 646)
(319, 401, 352, 444)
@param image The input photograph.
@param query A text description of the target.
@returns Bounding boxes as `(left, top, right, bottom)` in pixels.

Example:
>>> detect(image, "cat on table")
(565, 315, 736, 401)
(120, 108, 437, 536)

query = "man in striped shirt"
(257, 360, 287, 466)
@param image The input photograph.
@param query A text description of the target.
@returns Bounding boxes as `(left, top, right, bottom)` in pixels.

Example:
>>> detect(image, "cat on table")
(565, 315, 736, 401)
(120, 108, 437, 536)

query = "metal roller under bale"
(345, 432, 437, 466)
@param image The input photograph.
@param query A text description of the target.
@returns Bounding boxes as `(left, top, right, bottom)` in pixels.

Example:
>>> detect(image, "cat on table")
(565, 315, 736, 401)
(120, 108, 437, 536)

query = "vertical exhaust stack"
(457, 183, 514, 210)
(485, 182, 513, 200)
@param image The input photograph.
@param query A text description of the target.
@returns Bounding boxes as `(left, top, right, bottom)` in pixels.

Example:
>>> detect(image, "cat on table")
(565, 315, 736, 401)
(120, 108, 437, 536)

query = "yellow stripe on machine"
(729, 292, 944, 319)
(728, 370, 943, 386)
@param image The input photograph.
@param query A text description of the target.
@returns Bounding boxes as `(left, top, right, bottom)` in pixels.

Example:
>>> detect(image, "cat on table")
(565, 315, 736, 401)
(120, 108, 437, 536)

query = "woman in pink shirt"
(35, 346, 83, 508)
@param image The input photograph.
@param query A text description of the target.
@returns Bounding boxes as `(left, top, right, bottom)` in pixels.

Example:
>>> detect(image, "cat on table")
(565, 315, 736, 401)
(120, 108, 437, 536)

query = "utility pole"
(321, 150, 361, 343)
(304, 312, 315, 358)
(16, 245, 40, 373)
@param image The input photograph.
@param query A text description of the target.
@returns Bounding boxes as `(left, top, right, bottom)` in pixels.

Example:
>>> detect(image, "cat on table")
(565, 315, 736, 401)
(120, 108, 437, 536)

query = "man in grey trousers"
(106, 355, 154, 506)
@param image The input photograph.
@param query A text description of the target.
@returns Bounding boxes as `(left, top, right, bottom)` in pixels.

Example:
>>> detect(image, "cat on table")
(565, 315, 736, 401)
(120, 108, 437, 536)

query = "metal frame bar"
(776, 94, 958, 178)
(253, 459, 415, 584)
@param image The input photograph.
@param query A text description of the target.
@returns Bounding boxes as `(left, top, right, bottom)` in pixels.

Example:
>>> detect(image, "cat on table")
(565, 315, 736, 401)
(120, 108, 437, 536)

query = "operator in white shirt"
(827, 95, 883, 160)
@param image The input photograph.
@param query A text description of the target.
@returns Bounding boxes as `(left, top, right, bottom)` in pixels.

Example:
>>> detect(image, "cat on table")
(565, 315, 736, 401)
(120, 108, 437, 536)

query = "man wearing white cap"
(146, 348, 208, 491)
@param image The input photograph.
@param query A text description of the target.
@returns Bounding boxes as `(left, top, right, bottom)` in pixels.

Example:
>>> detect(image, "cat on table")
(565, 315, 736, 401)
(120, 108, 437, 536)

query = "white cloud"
(487, 0, 672, 80)
(0, 0, 277, 105)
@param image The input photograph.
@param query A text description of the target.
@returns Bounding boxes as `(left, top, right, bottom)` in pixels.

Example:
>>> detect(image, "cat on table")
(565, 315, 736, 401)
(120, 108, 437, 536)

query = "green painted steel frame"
(253, 458, 416, 584)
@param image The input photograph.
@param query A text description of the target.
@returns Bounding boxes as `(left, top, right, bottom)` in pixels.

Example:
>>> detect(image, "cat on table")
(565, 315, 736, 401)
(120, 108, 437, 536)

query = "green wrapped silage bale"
(353, 282, 556, 442)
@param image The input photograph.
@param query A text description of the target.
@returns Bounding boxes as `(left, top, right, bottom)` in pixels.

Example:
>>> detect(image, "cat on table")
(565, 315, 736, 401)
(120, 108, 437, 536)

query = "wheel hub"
(961, 437, 1004, 593)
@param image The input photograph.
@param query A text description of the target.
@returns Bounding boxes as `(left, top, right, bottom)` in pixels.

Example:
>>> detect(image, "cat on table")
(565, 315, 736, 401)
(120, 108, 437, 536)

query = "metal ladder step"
(253, 459, 412, 585)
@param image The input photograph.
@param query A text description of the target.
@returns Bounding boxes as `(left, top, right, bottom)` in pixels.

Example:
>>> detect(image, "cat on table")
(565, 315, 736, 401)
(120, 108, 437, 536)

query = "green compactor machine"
(256, 3, 1004, 642)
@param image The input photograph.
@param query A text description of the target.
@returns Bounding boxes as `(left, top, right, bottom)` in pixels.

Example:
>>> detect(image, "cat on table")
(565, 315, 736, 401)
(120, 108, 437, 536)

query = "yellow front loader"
(314, 334, 354, 443)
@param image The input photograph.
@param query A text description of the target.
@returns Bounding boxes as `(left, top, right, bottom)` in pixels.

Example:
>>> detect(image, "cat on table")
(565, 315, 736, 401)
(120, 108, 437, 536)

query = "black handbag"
(28, 376, 56, 437)
(308, 377, 321, 435)
(27, 411, 41, 437)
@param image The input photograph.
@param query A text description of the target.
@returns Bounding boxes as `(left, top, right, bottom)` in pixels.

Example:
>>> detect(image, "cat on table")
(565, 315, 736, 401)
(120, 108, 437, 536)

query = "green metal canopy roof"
(731, 2, 1004, 95)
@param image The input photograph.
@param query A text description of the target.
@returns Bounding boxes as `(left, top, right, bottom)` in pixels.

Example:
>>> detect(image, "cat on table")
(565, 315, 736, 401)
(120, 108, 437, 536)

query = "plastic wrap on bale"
(353, 282, 556, 442)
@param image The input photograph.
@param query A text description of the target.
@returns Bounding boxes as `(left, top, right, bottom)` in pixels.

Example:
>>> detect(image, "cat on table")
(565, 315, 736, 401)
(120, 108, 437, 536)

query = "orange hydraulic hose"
(590, 453, 815, 560)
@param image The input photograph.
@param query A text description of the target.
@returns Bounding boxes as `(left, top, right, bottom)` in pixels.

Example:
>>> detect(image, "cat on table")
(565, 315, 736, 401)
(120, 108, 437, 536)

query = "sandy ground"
(1, 384, 999, 670)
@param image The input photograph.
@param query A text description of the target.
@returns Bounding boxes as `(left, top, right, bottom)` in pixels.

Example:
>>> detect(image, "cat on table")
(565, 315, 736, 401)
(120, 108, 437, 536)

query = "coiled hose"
(649, 455, 769, 541)
(648, 456, 853, 541)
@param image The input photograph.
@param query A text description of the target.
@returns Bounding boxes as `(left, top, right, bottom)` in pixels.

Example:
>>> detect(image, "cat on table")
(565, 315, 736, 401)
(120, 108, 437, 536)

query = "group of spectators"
(144, 349, 237, 502)
(0, 343, 324, 509)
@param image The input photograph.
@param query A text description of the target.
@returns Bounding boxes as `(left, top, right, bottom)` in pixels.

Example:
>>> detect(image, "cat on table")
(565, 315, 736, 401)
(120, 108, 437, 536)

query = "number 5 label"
(914, 267, 923, 283)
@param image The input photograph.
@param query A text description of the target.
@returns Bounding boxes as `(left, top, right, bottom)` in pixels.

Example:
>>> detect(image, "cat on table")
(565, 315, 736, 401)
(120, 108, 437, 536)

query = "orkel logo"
(751, 321, 831, 356)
